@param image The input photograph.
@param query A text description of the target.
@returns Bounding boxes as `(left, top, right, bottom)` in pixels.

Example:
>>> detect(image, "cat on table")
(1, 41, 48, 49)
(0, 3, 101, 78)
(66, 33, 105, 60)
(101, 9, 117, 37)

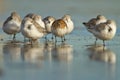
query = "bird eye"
(10, 17, 13, 20)
(27, 25, 31, 30)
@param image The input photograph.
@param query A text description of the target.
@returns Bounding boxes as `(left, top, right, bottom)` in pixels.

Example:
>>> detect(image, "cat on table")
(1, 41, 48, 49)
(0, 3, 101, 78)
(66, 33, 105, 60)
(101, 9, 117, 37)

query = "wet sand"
(0, 28, 120, 80)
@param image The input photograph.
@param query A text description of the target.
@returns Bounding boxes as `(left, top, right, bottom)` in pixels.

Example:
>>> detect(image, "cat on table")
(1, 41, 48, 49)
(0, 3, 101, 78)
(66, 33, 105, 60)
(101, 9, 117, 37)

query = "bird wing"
(3, 16, 12, 26)
(33, 20, 46, 33)
(52, 19, 67, 29)
(95, 23, 106, 32)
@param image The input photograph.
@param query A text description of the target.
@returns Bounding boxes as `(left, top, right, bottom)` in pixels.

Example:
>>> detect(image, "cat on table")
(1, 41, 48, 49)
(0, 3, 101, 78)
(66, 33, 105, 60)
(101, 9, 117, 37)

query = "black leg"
(29, 38, 32, 45)
(103, 40, 105, 46)
(55, 36, 57, 43)
(61, 37, 64, 42)
(103, 46, 105, 51)
(51, 34, 54, 40)
(45, 35, 47, 40)
(13, 34, 16, 40)
(28, 38, 31, 42)
(95, 38, 97, 46)
(63, 36, 66, 41)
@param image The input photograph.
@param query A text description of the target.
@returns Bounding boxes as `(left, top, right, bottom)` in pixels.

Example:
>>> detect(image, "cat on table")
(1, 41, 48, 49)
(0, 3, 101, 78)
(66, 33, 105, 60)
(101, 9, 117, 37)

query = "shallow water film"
(0, 0, 120, 80)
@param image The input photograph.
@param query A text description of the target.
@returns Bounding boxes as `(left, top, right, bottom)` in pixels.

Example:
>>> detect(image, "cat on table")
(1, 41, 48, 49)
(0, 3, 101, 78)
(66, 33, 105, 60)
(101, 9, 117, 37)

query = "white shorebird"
(83, 15, 107, 30)
(96, 15, 107, 24)
(24, 13, 45, 28)
(51, 19, 68, 42)
(88, 20, 117, 46)
(33, 14, 45, 29)
(43, 16, 56, 40)
(2, 11, 22, 40)
(21, 17, 46, 44)
(83, 15, 107, 44)
(62, 14, 74, 35)
(22, 13, 46, 43)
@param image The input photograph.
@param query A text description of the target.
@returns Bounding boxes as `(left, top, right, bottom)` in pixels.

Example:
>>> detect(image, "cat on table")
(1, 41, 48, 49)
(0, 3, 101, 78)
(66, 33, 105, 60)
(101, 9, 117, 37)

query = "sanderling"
(83, 15, 107, 44)
(96, 15, 107, 24)
(62, 14, 74, 35)
(51, 19, 68, 42)
(21, 17, 46, 44)
(83, 15, 107, 31)
(24, 13, 45, 28)
(2, 11, 22, 40)
(88, 20, 117, 46)
(43, 16, 56, 39)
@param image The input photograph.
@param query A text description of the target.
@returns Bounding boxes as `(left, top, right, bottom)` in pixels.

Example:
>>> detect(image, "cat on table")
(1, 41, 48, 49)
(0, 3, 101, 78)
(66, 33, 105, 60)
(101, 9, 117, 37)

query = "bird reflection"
(52, 43, 73, 63)
(43, 41, 55, 62)
(0, 68, 4, 77)
(3, 42, 21, 62)
(21, 44, 45, 64)
(87, 45, 116, 64)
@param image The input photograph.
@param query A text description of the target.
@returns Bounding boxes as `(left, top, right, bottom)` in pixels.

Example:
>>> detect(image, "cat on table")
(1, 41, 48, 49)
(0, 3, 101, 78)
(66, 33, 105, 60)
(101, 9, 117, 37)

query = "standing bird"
(24, 13, 45, 28)
(2, 11, 22, 40)
(88, 20, 117, 46)
(83, 15, 107, 44)
(32, 14, 45, 29)
(51, 19, 68, 42)
(43, 16, 56, 40)
(83, 15, 107, 30)
(22, 13, 45, 42)
(62, 14, 74, 35)
(21, 17, 46, 44)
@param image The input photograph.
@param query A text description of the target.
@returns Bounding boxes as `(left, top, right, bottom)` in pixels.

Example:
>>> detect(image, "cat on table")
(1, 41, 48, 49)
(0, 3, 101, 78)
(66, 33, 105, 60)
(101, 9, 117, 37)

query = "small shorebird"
(62, 14, 74, 35)
(2, 11, 22, 40)
(88, 20, 117, 46)
(22, 13, 46, 42)
(43, 16, 56, 39)
(83, 15, 107, 30)
(21, 17, 46, 44)
(83, 15, 107, 44)
(51, 19, 68, 42)
(24, 13, 45, 28)
(32, 14, 45, 29)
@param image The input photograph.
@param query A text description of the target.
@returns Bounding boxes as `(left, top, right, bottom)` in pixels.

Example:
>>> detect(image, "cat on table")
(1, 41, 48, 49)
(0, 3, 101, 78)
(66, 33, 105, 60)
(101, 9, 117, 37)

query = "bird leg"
(51, 34, 54, 40)
(55, 36, 57, 43)
(13, 34, 16, 41)
(63, 36, 66, 41)
(95, 38, 98, 46)
(103, 40, 105, 46)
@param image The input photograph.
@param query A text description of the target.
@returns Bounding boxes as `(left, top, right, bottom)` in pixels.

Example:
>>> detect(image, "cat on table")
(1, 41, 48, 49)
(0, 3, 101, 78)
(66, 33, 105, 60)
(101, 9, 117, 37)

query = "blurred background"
(0, 0, 120, 28)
